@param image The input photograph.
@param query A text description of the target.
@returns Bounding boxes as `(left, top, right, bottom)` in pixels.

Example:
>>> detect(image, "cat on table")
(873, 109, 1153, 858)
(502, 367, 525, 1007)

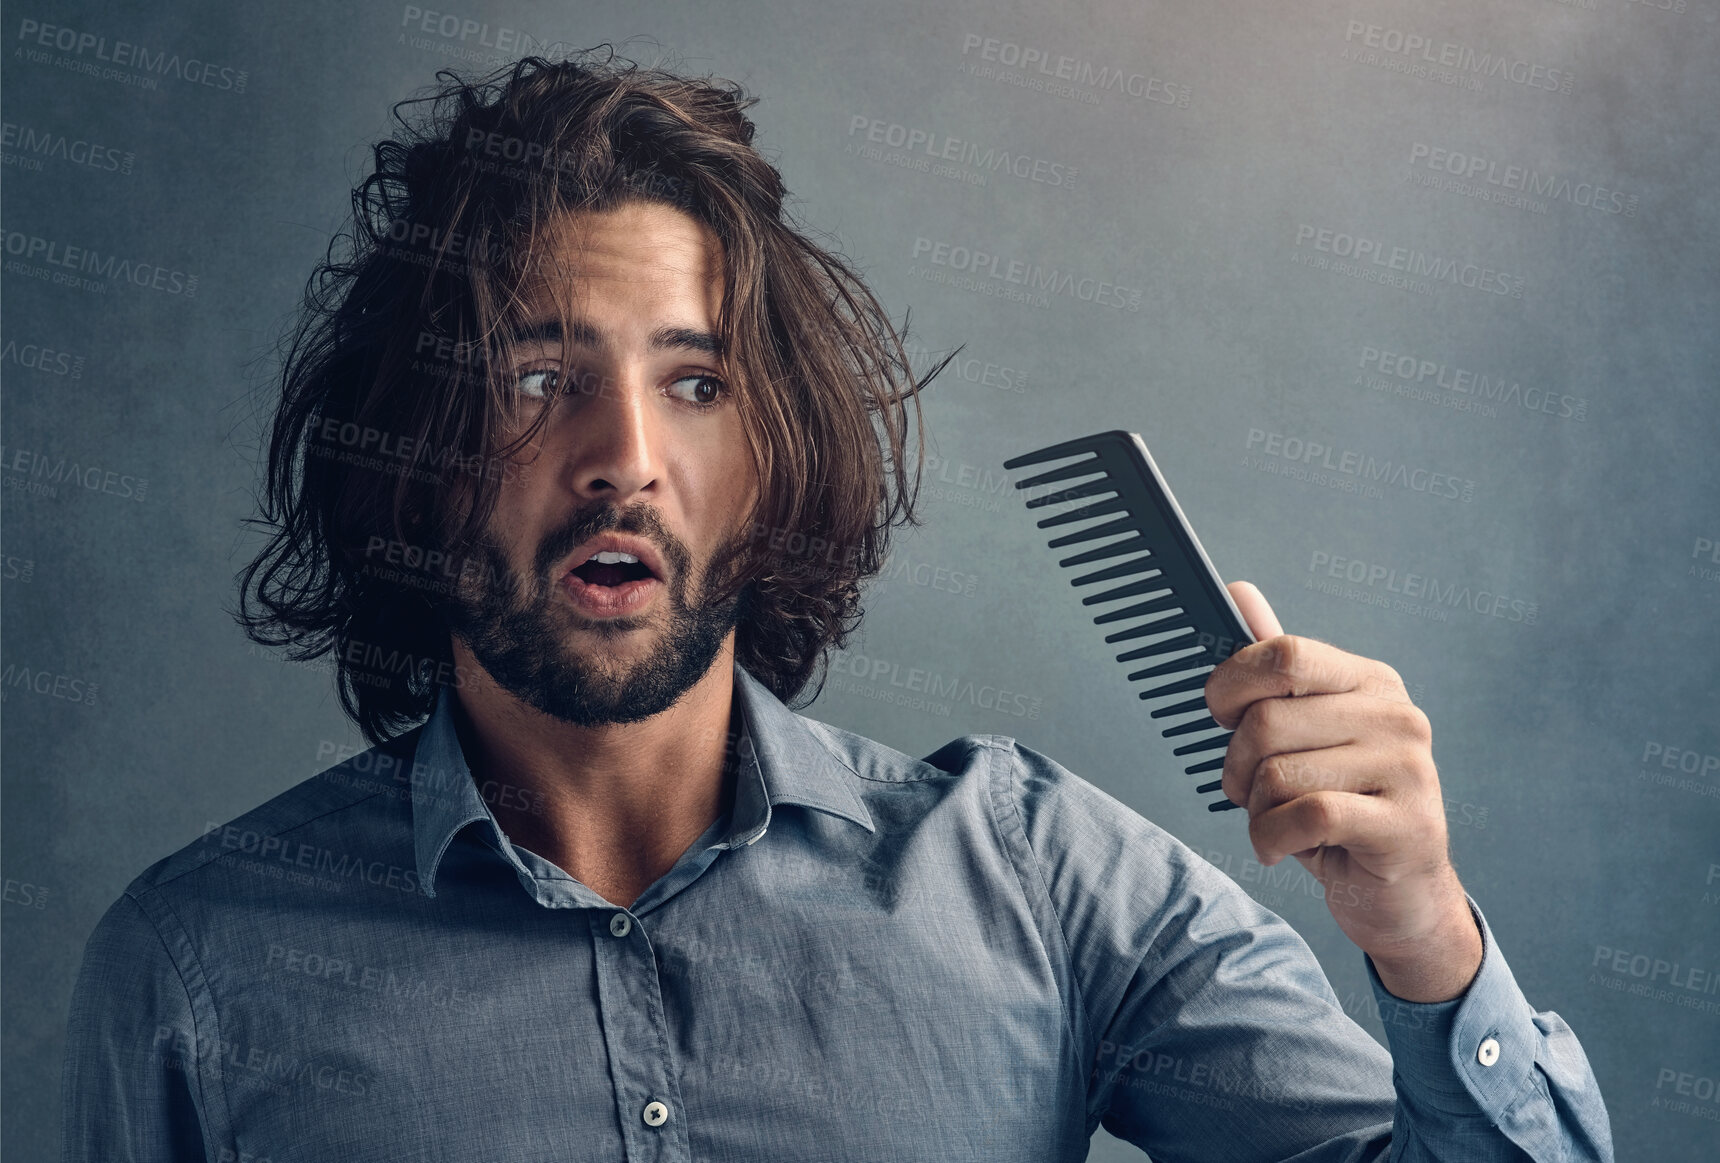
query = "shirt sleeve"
(996, 738, 1613, 1163)
(1360, 894, 1614, 1162)
(61, 890, 215, 1162)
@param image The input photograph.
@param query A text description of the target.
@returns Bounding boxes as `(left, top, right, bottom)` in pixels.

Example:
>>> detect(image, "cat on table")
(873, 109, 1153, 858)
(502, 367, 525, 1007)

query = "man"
(63, 52, 1612, 1161)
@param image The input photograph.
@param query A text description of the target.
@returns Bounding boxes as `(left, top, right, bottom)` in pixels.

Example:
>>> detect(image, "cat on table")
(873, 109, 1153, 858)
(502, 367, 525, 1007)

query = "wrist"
(1367, 892, 1483, 1003)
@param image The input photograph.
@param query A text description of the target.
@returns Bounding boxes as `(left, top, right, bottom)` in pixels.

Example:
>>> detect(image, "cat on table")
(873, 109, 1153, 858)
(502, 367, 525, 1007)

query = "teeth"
(590, 551, 641, 565)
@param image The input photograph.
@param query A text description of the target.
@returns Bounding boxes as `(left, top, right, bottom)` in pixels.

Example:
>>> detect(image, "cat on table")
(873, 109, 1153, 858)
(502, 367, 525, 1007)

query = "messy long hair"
(233, 49, 950, 745)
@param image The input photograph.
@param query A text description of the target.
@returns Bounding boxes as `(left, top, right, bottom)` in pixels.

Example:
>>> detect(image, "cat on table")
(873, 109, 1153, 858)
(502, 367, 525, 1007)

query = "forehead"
(513, 200, 725, 310)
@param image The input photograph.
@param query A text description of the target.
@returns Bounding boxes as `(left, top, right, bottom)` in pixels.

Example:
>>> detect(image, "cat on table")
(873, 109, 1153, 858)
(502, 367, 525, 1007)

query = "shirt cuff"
(1362, 893, 1539, 1119)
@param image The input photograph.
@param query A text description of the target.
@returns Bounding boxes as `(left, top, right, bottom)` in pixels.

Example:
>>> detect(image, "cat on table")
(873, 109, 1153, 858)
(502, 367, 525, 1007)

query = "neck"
(445, 634, 744, 909)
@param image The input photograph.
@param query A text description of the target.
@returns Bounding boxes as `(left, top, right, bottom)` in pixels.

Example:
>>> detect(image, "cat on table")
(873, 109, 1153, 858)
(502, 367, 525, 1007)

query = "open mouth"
(568, 552, 656, 588)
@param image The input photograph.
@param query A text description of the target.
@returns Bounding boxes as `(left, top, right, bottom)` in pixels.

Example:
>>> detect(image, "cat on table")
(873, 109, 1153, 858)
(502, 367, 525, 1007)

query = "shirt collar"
(410, 657, 875, 898)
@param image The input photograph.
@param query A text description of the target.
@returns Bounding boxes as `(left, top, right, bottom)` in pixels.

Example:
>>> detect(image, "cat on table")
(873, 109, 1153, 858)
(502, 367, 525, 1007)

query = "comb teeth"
(1038, 497, 1128, 528)
(1004, 430, 1257, 813)
(1025, 478, 1118, 509)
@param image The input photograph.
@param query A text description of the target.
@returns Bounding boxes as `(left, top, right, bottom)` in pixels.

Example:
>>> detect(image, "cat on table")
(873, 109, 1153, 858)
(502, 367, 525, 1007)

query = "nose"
(556, 364, 662, 503)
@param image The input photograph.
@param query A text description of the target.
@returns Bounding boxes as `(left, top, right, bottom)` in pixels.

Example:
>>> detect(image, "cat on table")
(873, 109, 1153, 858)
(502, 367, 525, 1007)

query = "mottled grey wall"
(4, 1, 1716, 1159)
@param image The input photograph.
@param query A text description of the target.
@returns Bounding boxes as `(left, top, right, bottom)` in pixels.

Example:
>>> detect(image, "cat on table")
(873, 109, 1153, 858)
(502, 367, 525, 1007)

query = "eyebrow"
(502, 317, 723, 357)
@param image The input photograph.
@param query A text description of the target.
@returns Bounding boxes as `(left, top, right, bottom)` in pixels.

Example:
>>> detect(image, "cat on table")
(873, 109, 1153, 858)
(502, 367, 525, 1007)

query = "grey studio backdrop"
(3, 0, 1717, 1158)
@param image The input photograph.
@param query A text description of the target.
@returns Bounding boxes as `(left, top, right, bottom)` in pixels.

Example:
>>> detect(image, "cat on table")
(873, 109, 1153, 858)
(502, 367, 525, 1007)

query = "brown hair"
(232, 48, 953, 746)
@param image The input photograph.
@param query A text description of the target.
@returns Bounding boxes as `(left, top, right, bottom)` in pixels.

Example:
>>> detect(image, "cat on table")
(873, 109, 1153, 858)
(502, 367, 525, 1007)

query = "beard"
(441, 500, 752, 728)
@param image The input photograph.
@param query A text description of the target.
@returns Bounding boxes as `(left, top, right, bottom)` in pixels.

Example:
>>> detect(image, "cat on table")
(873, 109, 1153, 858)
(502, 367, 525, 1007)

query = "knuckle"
(1278, 754, 1316, 792)
(1257, 753, 1308, 798)
(1303, 790, 1339, 832)
(1246, 696, 1285, 738)
(1255, 755, 1287, 794)
(1204, 663, 1238, 718)
(1246, 812, 1270, 848)
(1396, 700, 1432, 742)
(1203, 664, 1226, 704)
(1219, 755, 1244, 801)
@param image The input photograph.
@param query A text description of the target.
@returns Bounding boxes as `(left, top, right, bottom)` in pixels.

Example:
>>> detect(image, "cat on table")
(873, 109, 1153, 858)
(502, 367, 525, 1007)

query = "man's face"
(442, 199, 760, 728)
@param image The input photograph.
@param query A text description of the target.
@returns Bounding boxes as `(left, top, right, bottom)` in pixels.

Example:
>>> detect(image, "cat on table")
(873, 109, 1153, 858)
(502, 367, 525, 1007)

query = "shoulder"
(794, 716, 1197, 864)
(797, 713, 1001, 784)
(117, 725, 424, 906)
(939, 733, 1247, 918)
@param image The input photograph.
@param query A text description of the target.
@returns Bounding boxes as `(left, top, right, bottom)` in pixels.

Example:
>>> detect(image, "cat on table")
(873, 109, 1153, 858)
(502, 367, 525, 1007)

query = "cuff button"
(1477, 1036, 1500, 1067)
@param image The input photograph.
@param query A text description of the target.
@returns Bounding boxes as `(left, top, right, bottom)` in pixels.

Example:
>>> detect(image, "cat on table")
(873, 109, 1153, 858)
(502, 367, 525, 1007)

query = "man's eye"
(670, 374, 726, 407)
(511, 369, 559, 399)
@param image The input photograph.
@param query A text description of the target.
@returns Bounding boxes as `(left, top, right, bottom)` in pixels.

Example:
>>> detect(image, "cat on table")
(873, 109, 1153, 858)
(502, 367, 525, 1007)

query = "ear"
(1226, 580, 1283, 641)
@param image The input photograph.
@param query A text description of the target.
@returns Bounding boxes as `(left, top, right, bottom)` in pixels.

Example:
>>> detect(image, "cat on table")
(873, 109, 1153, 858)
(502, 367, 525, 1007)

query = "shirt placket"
(589, 906, 691, 1163)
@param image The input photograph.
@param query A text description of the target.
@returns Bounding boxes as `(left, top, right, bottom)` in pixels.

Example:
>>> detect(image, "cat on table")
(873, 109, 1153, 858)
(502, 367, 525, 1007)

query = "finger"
(1221, 688, 1427, 804)
(1220, 693, 1361, 807)
(1205, 634, 1407, 730)
(1247, 788, 1402, 866)
(1236, 743, 1390, 816)
(1227, 580, 1283, 641)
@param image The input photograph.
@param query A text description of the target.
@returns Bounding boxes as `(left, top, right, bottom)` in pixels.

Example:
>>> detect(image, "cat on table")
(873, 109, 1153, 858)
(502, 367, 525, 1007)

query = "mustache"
(533, 501, 681, 581)
(446, 499, 755, 614)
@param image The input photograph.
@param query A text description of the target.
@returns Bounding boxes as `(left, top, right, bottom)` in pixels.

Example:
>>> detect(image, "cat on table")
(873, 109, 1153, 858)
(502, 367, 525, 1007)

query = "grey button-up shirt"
(62, 659, 1612, 1161)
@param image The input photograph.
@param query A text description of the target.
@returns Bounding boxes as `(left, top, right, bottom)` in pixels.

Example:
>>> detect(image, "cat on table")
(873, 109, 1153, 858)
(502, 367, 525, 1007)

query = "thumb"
(1227, 580, 1283, 641)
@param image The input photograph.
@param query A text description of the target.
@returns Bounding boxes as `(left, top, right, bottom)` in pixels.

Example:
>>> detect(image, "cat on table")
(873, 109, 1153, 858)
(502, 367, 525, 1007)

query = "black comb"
(1002, 430, 1256, 812)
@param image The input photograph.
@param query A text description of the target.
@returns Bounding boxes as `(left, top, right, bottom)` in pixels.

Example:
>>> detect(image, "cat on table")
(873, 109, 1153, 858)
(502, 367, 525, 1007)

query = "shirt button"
(609, 913, 632, 937)
(643, 1100, 669, 1127)
(1477, 1036, 1500, 1067)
